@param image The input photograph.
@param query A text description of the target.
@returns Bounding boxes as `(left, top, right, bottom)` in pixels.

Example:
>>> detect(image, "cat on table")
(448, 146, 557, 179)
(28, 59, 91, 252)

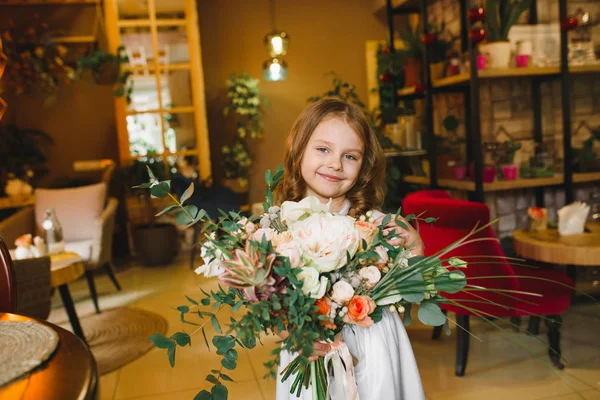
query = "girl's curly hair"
(276, 98, 386, 217)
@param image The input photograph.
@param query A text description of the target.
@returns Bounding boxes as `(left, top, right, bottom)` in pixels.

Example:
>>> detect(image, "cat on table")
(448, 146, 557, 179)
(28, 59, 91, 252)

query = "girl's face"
(300, 117, 364, 205)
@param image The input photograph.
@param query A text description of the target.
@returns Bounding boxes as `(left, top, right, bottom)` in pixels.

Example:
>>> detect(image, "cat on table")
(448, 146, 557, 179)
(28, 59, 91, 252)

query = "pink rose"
(331, 280, 355, 304)
(355, 220, 378, 247)
(358, 266, 381, 289)
(343, 295, 377, 328)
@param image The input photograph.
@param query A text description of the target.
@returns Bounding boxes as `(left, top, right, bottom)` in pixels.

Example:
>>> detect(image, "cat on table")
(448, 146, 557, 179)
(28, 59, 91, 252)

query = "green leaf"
(151, 181, 170, 197)
(149, 333, 173, 349)
(399, 273, 426, 303)
(177, 305, 190, 313)
(181, 182, 195, 203)
(201, 297, 211, 306)
(212, 384, 228, 400)
(221, 358, 237, 370)
(370, 306, 383, 323)
(213, 335, 235, 353)
(265, 169, 273, 186)
(146, 165, 157, 182)
(222, 221, 239, 233)
(206, 374, 219, 384)
(132, 182, 152, 189)
(224, 349, 238, 361)
(231, 301, 243, 312)
(193, 389, 213, 400)
(171, 332, 191, 347)
(381, 214, 391, 227)
(425, 217, 437, 224)
(403, 303, 413, 326)
(418, 301, 447, 326)
(155, 204, 178, 216)
(201, 327, 210, 350)
(185, 295, 199, 305)
(211, 315, 223, 334)
(168, 344, 176, 367)
(404, 213, 415, 222)
(219, 373, 234, 382)
(434, 272, 466, 294)
(176, 205, 198, 225)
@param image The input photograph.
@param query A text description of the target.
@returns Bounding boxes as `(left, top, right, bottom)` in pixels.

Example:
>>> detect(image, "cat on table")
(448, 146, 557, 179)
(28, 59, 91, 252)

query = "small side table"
(0, 312, 97, 399)
(50, 252, 86, 343)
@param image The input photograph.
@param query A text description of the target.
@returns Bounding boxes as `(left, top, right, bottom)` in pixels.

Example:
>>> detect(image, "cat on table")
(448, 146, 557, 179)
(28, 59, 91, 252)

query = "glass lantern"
(264, 31, 290, 57)
(263, 57, 288, 81)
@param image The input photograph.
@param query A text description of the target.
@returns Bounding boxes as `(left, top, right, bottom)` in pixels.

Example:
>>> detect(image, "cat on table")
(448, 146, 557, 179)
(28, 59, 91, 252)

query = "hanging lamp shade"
(263, 57, 288, 81)
(264, 30, 290, 57)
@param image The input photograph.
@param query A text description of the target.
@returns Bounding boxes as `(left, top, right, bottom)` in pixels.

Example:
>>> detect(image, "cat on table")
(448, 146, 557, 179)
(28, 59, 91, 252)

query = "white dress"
(276, 202, 425, 400)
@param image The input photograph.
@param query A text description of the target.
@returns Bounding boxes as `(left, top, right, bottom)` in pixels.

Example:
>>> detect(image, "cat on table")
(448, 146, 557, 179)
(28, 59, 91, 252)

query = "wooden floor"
(46, 253, 600, 400)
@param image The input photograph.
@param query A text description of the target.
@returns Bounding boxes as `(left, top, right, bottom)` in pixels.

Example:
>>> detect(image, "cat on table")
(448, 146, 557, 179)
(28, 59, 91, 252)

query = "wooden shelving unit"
(384, 149, 427, 158)
(573, 172, 600, 183)
(403, 175, 430, 185)
(53, 36, 96, 44)
(386, 0, 600, 204)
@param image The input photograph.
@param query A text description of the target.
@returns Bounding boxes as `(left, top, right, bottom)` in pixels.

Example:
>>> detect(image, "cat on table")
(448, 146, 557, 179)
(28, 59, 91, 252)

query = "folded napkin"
(558, 201, 590, 236)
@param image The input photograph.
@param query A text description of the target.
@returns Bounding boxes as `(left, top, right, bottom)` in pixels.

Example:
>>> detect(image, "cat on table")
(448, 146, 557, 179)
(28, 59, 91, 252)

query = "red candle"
(469, 28, 487, 44)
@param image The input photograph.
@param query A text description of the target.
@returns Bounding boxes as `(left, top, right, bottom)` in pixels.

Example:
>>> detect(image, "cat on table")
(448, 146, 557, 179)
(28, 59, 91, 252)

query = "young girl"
(275, 98, 426, 400)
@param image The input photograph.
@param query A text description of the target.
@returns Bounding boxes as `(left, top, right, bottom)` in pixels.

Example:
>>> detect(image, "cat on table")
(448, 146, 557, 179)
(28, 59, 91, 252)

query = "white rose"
(276, 240, 303, 268)
(280, 196, 331, 224)
(331, 280, 355, 304)
(297, 267, 328, 299)
(374, 245, 389, 266)
(195, 259, 224, 278)
(251, 228, 277, 243)
(200, 239, 225, 265)
(292, 213, 360, 273)
(359, 266, 382, 289)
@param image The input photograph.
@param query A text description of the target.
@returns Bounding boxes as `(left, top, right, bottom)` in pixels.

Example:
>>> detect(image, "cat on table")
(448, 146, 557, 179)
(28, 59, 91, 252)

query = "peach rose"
(355, 220, 378, 247)
(315, 297, 336, 330)
(343, 295, 377, 328)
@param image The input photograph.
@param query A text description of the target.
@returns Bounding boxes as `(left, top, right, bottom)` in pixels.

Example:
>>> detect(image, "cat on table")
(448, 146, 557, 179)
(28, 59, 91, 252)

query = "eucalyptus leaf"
(193, 390, 213, 400)
(180, 182, 195, 203)
(418, 301, 447, 326)
(167, 344, 176, 367)
(155, 204, 178, 217)
(150, 181, 170, 197)
(149, 333, 174, 349)
(212, 384, 228, 400)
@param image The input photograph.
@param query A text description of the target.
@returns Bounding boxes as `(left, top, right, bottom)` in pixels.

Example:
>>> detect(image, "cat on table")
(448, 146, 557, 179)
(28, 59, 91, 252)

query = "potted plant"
(427, 23, 458, 80)
(129, 157, 179, 266)
(1, 21, 78, 103)
(479, 0, 531, 68)
(398, 24, 425, 87)
(77, 46, 133, 102)
(498, 140, 522, 180)
(573, 129, 600, 172)
(0, 124, 54, 194)
(221, 73, 266, 203)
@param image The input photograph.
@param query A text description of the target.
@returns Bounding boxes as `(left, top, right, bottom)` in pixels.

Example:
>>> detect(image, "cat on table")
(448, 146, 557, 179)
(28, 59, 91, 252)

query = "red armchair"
(403, 190, 572, 376)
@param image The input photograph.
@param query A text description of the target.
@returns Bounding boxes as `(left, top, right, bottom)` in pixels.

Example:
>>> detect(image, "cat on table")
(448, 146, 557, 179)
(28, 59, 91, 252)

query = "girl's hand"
(375, 214, 425, 256)
(308, 341, 332, 362)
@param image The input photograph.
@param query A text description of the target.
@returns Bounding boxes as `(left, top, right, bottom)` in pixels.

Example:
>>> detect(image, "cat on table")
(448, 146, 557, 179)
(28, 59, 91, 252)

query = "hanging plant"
(0, 20, 78, 103)
(77, 45, 133, 102)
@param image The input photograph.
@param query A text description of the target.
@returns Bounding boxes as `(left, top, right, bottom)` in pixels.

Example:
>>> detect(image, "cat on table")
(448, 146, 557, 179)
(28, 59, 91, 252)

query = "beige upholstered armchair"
(0, 182, 120, 313)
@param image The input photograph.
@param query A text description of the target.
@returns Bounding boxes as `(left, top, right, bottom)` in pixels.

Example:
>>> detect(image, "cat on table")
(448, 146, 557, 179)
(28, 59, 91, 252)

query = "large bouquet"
(143, 166, 511, 400)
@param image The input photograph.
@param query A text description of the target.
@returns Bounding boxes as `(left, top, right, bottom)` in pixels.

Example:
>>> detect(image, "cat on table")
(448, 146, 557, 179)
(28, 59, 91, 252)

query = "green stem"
(310, 361, 318, 400)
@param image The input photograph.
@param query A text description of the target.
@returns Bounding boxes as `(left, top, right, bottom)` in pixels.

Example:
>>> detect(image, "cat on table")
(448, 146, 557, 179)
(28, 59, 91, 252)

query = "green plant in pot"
(0, 124, 54, 194)
(480, 0, 531, 68)
(398, 23, 424, 87)
(572, 129, 600, 172)
(130, 157, 179, 266)
(221, 73, 266, 200)
(77, 46, 133, 102)
(497, 140, 522, 180)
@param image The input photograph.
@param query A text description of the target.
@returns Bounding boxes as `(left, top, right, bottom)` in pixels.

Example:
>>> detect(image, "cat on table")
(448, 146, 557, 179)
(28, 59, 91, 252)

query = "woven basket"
(13, 256, 51, 320)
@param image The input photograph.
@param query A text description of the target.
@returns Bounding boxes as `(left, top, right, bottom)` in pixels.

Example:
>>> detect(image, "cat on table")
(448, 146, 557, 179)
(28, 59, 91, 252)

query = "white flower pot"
(479, 41, 512, 68)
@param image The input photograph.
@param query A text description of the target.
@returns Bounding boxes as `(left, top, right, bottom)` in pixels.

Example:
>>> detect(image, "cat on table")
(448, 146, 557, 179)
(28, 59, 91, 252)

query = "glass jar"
(42, 208, 65, 255)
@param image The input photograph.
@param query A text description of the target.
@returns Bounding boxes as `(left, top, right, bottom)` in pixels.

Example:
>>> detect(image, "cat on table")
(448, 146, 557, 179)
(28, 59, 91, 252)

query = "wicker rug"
(65, 307, 168, 376)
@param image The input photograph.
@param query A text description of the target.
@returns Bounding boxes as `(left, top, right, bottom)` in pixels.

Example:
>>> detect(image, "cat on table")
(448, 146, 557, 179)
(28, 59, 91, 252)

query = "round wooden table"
(512, 222, 600, 266)
(0, 313, 97, 400)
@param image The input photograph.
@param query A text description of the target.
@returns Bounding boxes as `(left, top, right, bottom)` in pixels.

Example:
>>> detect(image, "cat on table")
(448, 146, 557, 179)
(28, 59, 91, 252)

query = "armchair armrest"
(89, 198, 119, 268)
(0, 206, 35, 246)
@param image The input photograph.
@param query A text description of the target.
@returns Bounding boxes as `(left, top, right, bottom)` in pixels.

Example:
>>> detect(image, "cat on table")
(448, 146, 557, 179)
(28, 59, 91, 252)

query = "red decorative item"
(561, 17, 579, 31)
(381, 46, 391, 54)
(467, 7, 485, 23)
(414, 83, 427, 94)
(469, 28, 487, 44)
(423, 33, 437, 46)
(379, 72, 395, 84)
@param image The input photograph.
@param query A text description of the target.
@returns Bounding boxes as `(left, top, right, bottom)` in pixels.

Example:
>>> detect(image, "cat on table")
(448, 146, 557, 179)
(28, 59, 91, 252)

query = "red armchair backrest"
(0, 236, 17, 313)
(403, 191, 520, 316)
